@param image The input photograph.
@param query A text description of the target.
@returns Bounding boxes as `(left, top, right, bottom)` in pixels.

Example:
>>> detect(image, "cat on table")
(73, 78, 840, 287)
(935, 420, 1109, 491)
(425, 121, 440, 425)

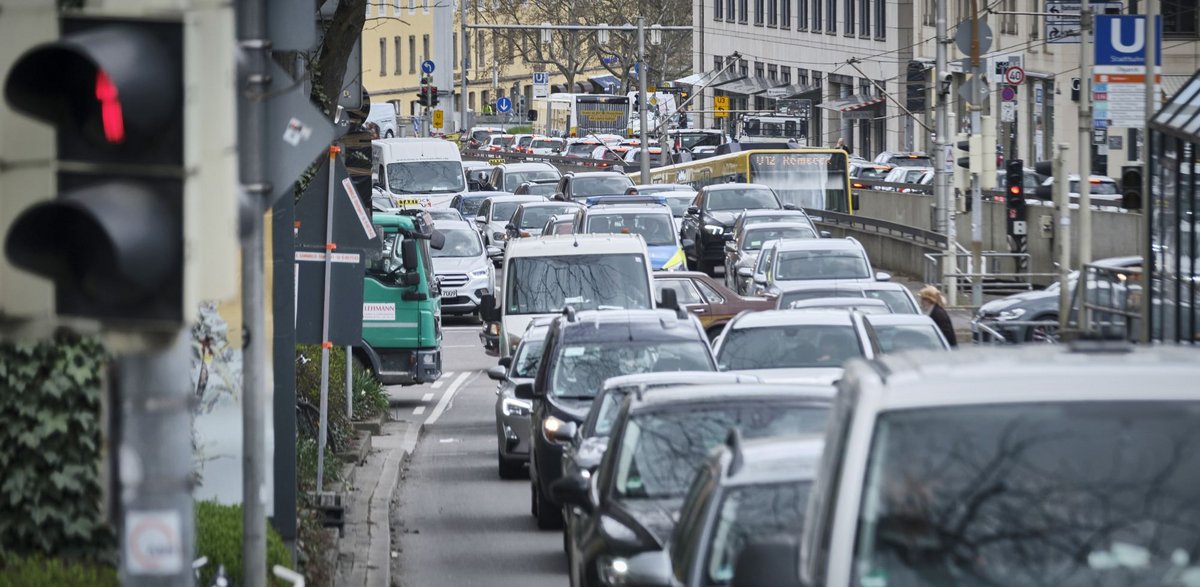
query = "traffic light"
(416, 87, 429, 107)
(430, 86, 439, 107)
(1121, 164, 1143, 210)
(3, 14, 237, 332)
(1005, 159, 1028, 236)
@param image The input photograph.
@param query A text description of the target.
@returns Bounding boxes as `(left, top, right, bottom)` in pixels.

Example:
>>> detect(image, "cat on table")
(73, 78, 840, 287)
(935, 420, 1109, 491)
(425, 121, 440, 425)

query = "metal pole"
(637, 17, 650, 184)
(460, 0, 468, 134)
(119, 333, 195, 587)
(1139, 2, 1157, 343)
(1078, 0, 1093, 266)
(316, 145, 338, 495)
(1055, 142, 1072, 324)
(236, 0, 269, 581)
(345, 345, 353, 418)
(968, 0, 983, 308)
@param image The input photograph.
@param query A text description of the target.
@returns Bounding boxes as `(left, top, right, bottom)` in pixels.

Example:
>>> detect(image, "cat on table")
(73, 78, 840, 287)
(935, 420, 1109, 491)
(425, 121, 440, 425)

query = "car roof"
(466, 191, 512, 198)
(518, 201, 580, 209)
(741, 209, 809, 218)
(555, 309, 706, 344)
(483, 195, 548, 203)
(633, 183, 692, 190)
(602, 371, 759, 391)
(496, 162, 557, 171)
(779, 281, 908, 294)
(627, 383, 836, 411)
(703, 182, 773, 192)
(569, 171, 629, 178)
(788, 297, 889, 309)
(431, 220, 476, 232)
(585, 205, 673, 215)
(742, 221, 817, 233)
(774, 238, 864, 252)
(716, 435, 826, 486)
(850, 345, 1200, 411)
(730, 309, 855, 329)
(862, 313, 938, 327)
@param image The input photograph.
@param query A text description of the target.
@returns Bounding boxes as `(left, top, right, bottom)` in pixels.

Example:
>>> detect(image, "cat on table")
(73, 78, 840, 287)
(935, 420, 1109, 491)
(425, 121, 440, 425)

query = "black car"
(680, 183, 785, 275)
(553, 172, 636, 202)
(552, 384, 833, 587)
(505, 201, 583, 239)
(515, 308, 717, 529)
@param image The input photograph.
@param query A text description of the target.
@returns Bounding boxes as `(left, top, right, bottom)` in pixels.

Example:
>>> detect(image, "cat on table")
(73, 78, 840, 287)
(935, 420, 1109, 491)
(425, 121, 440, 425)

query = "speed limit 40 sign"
(1004, 66, 1026, 86)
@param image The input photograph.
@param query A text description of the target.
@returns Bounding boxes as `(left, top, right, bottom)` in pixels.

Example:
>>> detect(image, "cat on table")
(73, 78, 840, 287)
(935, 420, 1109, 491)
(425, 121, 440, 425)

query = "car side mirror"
(875, 271, 892, 282)
(486, 245, 503, 257)
(514, 382, 535, 399)
(737, 267, 753, 278)
(687, 205, 700, 215)
(820, 230, 832, 238)
(550, 421, 577, 444)
(753, 274, 767, 285)
(731, 536, 802, 587)
(479, 294, 500, 322)
(624, 551, 673, 587)
(549, 473, 592, 513)
(486, 365, 507, 381)
(681, 238, 695, 250)
(498, 356, 512, 368)
(475, 215, 488, 223)
(782, 203, 797, 210)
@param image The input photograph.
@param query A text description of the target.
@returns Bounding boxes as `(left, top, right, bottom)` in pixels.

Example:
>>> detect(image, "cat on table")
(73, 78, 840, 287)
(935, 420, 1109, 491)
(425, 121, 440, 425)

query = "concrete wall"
(851, 190, 1144, 286)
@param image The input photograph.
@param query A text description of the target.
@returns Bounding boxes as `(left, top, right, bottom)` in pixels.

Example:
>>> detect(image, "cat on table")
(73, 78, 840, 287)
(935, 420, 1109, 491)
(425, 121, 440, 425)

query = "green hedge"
(195, 501, 292, 586)
(0, 337, 112, 561)
(0, 556, 117, 587)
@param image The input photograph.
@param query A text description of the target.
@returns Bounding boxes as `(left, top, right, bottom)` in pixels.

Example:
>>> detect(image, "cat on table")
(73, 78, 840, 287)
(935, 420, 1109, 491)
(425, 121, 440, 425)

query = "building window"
(1164, 0, 1198, 37)
(727, 0, 736, 21)
(469, 92, 475, 110)
(423, 34, 430, 66)
(767, 63, 778, 82)
(826, 0, 836, 33)
(860, 0, 871, 35)
(755, 62, 765, 81)
(812, 71, 822, 89)
(798, 68, 809, 86)
(844, 0, 854, 34)
(409, 35, 416, 73)
(874, 0, 885, 38)
(739, 0, 749, 23)
(781, 0, 790, 28)
(860, 77, 873, 96)
(715, 55, 724, 71)
(366, 0, 372, 16)
(755, 0, 764, 25)
(798, 0, 808, 29)
(812, 0, 822, 31)
(409, 0, 415, 13)
(394, 36, 402, 75)
(715, 0, 724, 20)
(393, 0, 401, 14)
(476, 31, 485, 72)
(922, 0, 934, 26)
(379, 38, 386, 76)
(1001, 0, 1017, 34)
(452, 33, 458, 69)
(739, 59, 749, 77)
(767, 0, 777, 26)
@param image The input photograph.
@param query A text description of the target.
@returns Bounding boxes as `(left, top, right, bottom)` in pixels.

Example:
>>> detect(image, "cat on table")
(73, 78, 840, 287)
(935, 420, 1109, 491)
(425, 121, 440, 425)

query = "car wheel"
(535, 483, 564, 529)
(498, 451, 525, 479)
(530, 480, 538, 516)
(1027, 315, 1059, 343)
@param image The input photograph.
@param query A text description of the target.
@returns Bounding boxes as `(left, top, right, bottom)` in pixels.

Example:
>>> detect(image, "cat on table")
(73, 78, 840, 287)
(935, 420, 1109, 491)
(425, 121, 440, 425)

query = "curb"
(363, 419, 424, 587)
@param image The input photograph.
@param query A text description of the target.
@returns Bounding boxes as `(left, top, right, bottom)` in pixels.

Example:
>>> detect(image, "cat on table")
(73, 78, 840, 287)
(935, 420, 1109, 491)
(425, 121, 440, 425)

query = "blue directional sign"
(496, 96, 512, 113)
(421, 59, 435, 74)
(1095, 15, 1161, 66)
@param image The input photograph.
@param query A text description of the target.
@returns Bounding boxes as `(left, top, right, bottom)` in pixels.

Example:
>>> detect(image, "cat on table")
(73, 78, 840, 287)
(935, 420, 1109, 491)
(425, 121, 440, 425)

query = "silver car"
(473, 195, 547, 261)
(430, 220, 498, 316)
(488, 318, 554, 478)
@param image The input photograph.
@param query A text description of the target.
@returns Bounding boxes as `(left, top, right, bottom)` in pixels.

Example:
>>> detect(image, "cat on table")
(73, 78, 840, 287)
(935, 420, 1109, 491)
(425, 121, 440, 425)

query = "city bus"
(638, 149, 855, 213)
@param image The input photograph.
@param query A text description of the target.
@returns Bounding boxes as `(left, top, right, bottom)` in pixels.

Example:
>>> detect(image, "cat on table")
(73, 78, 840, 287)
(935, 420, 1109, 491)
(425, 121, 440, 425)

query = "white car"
(527, 137, 565, 156)
(1040, 174, 1122, 204)
(430, 220, 497, 316)
(881, 166, 934, 191)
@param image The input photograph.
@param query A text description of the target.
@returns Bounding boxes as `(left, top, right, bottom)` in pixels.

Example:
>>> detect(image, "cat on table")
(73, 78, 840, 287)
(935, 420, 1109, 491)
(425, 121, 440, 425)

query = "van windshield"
(506, 254, 651, 315)
(386, 161, 466, 194)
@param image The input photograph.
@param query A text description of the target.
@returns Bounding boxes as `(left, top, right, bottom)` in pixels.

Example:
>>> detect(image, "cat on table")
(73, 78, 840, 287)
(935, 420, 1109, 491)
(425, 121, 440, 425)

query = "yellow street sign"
(432, 110, 444, 129)
(714, 95, 729, 118)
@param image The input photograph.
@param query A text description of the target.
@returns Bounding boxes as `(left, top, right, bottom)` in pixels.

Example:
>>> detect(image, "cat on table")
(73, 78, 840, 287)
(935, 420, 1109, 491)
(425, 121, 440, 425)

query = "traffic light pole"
(1054, 143, 1072, 325)
(934, 0, 956, 305)
(968, 0, 984, 307)
(236, 0, 270, 583)
(1139, 0, 1157, 343)
(637, 17, 650, 184)
(1078, 0, 1093, 266)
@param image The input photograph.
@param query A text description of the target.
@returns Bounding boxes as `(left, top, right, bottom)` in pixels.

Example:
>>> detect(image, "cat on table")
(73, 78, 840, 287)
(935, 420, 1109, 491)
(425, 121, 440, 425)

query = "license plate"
(441, 289, 458, 298)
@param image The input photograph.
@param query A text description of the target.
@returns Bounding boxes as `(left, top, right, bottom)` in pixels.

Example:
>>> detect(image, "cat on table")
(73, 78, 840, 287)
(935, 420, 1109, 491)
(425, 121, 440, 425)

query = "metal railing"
(802, 207, 947, 249)
(971, 318, 1063, 344)
(461, 148, 639, 174)
(1074, 263, 1144, 341)
(923, 249, 1059, 296)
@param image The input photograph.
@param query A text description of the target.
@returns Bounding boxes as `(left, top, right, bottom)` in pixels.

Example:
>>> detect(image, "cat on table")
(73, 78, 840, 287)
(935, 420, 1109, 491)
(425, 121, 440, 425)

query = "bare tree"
(577, 0, 693, 90)
(474, 0, 592, 91)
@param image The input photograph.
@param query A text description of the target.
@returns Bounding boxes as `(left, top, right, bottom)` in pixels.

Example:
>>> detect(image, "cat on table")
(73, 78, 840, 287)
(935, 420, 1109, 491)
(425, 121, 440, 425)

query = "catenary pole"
(935, 0, 955, 303)
(1139, 0, 1157, 343)
(460, 0, 469, 133)
(1078, 0, 1093, 266)
(637, 17, 650, 184)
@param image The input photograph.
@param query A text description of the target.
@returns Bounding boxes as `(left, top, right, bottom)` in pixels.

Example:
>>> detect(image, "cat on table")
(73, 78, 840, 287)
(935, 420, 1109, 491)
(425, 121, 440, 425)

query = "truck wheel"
(498, 451, 525, 479)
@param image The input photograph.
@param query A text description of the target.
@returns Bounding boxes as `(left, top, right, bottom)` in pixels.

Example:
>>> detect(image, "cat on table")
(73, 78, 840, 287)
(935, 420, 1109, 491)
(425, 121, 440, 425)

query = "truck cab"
(359, 211, 444, 385)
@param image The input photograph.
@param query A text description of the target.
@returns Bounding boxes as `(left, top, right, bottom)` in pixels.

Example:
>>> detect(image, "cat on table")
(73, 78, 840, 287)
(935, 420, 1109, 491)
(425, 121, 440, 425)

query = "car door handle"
(691, 307, 706, 313)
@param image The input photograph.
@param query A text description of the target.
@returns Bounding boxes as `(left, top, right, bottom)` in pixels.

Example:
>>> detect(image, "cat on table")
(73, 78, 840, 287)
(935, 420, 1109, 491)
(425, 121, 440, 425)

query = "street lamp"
(650, 24, 662, 45)
(540, 22, 551, 44)
(597, 23, 610, 45)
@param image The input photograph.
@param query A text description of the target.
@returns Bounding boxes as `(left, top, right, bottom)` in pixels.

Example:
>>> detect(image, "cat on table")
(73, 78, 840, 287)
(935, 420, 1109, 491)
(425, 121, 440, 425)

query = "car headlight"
(598, 555, 630, 586)
(997, 308, 1026, 321)
(704, 224, 725, 236)
(469, 268, 490, 279)
(501, 397, 532, 417)
(486, 322, 500, 336)
(542, 415, 568, 443)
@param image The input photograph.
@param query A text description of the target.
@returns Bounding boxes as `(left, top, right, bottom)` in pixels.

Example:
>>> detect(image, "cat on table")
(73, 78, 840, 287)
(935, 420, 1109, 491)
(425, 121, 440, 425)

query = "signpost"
(1045, 0, 1123, 43)
(1004, 65, 1026, 86)
(432, 110, 444, 129)
(713, 95, 729, 118)
(496, 96, 512, 114)
(1092, 15, 1162, 129)
(421, 59, 435, 74)
(533, 71, 549, 98)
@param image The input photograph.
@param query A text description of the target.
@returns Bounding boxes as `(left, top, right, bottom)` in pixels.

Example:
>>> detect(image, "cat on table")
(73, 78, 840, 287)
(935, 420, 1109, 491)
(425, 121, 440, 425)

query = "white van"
(482, 234, 655, 357)
(372, 137, 468, 208)
(367, 103, 399, 138)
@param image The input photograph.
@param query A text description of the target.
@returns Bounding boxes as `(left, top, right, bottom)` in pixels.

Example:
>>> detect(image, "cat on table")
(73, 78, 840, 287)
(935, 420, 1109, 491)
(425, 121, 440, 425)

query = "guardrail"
(461, 148, 639, 174)
(802, 207, 947, 249)
(922, 250, 1059, 296)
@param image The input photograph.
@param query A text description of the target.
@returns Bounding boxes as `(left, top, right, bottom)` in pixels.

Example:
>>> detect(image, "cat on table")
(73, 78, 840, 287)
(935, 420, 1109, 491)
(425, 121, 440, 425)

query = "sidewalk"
(334, 386, 428, 587)
(894, 276, 986, 344)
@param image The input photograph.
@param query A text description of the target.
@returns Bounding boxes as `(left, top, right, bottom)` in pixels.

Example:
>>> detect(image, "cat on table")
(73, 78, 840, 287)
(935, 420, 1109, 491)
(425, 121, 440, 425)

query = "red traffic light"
(94, 70, 125, 144)
(1009, 185, 1021, 195)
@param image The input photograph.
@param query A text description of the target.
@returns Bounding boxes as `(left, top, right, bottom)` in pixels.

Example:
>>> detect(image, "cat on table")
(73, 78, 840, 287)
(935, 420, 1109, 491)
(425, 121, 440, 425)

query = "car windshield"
(520, 183, 558, 196)
(865, 290, 919, 313)
(512, 338, 545, 378)
(890, 155, 933, 167)
(705, 189, 781, 211)
(430, 229, 483, 258)
(427, 209, 462, 221)
(506, 254, 652, 315)
(743, 226, 817, 250)
(567, 143, 600, 157)
(550, 341, 713, 398)
(491, 201, 526, 221)
(775, 250, 870, 280)
(516, 136, 533, 147)
(873, 324, 946, 352)
(744, 214, 810, 228)
(460, 196, 487, 216)
(471, 130, 496, 142)
(532, 139, 562, 149)
(717, 324, 863, 370)
(852, 401, 1200, 587)
(1069, 180, 1120, 195)
(613, 404, 829, 499)
(504, 170, 560, 191)
(857, 167, 892, 180)
(574, 176, 635, 197)
(664, 195, 696, 217)
(585, 213, 676, 246)
(386, 161, 466, 194)
(705, 481, 812, 585)
(520, 205, 577, 229)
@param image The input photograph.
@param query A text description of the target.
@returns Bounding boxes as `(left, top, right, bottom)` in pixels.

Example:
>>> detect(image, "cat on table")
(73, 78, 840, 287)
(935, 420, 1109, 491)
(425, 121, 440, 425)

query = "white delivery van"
(483, 233, 655, 357)
(367, 103, 399, 138)
(372, 137, 468, 208)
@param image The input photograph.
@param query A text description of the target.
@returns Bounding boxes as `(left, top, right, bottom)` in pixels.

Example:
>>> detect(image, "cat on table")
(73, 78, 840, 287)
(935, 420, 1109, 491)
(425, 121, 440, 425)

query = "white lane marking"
(432, 380, 444, 389)
(412, 406, 426, 415)
(423, 371, 473, 425)
(421, 393, 434, 402)
(443, 371, 455, 377)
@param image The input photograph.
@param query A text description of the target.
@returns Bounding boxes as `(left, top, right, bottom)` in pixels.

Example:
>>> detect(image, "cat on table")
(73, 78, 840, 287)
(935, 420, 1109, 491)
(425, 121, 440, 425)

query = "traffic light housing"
(1005, 159, 1028, 236)
(416, 87, 429, 107)
(1121, 164, 1143, 210)
(430, 86, 439, 107)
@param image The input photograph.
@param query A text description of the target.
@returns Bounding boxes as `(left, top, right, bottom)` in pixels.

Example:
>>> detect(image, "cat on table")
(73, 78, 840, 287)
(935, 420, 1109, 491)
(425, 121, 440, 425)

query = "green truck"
(358, 210, 444, 385)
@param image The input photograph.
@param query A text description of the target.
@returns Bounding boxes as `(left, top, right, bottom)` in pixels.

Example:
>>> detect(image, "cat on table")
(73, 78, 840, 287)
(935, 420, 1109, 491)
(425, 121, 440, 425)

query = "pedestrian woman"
(835, 137, 852, 156)
(918, 285, 958, 347)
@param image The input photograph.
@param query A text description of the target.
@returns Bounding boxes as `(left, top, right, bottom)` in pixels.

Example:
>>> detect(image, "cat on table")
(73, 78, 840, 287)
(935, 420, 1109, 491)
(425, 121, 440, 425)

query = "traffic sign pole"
(1079, 0, 1092, 266)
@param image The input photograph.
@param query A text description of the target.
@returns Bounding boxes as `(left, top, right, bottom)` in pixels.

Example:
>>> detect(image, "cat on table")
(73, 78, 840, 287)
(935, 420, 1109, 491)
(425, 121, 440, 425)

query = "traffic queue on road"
(375, 142, 1200, 587)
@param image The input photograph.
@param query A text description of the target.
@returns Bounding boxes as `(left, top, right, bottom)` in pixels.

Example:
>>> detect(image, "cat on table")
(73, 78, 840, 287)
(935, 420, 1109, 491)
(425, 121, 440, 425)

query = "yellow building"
(361, 0, 612, 133)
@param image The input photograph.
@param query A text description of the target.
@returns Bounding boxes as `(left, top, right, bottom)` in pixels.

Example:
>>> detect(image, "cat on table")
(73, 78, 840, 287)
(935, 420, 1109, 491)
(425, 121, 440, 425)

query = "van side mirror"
(400, 239, 419, 272)
(479, 294, 500, 322)
(659, 287, 679, 310)
(820, 230, 832, 238)
(731, 536, 801, 587)
(514, 382, 535, 399)
(429, 229, 446, 250)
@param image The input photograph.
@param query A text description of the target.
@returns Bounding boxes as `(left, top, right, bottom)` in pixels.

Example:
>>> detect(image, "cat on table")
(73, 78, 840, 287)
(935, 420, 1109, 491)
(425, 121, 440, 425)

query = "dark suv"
(516, 308, 717, 529)
(552, 171, 635, 202)
(680, 183, 784, 274)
